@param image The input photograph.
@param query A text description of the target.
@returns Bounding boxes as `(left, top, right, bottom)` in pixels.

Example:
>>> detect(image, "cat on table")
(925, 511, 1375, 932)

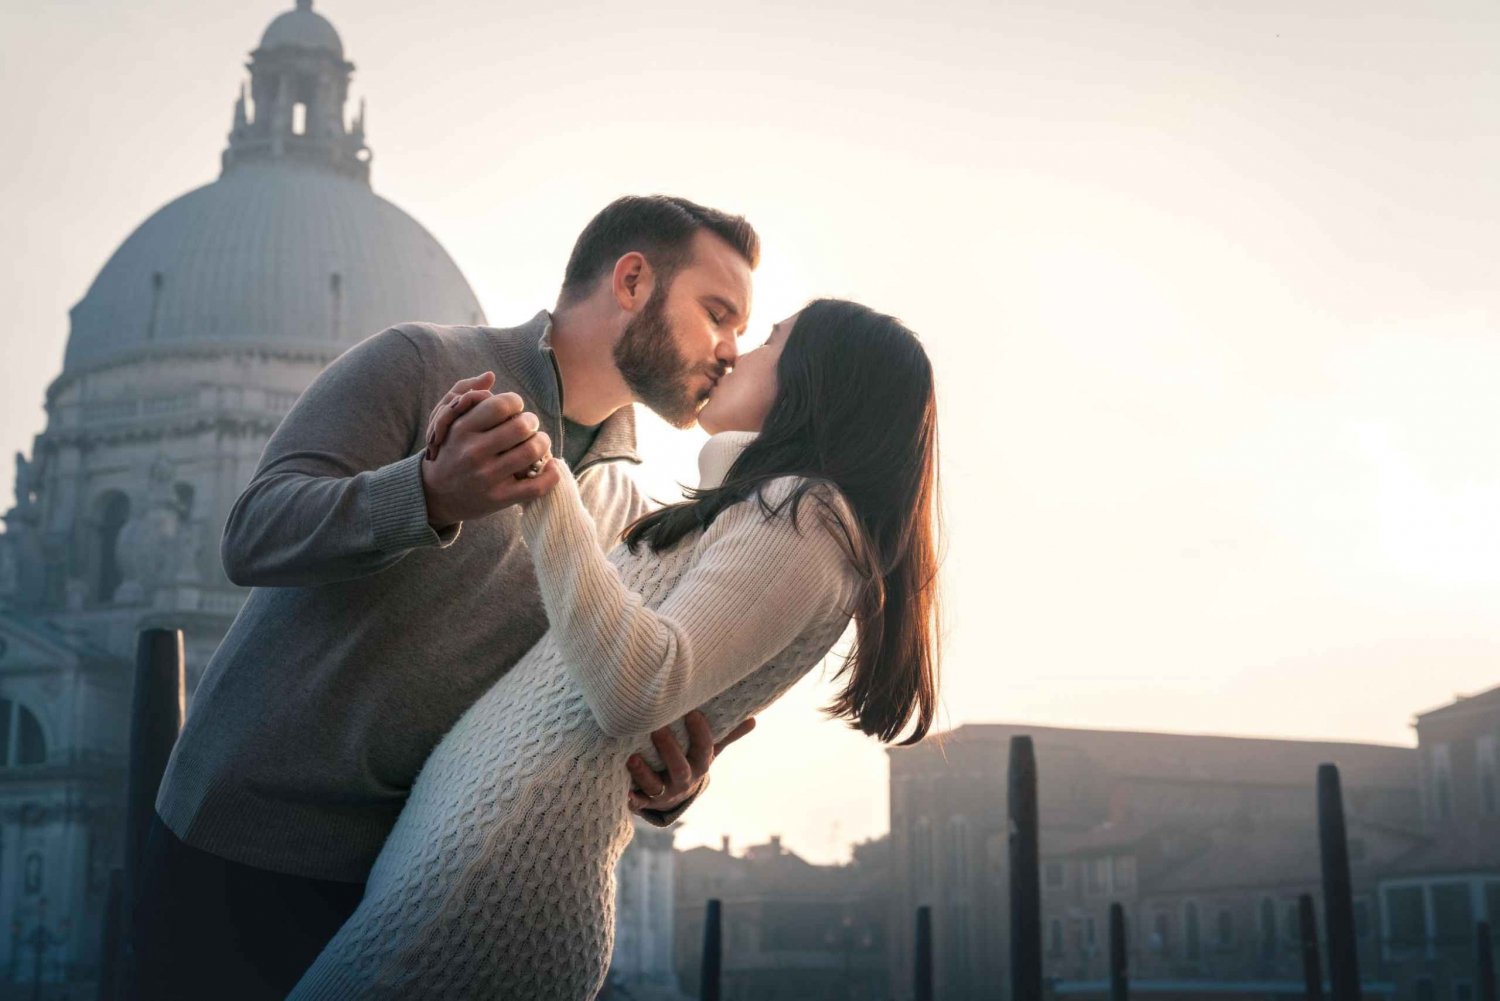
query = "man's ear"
(611, 252, 656, 314)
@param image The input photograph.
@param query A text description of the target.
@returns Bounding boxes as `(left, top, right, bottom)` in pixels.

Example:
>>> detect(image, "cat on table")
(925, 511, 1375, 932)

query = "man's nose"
(716, 334, 739, 370)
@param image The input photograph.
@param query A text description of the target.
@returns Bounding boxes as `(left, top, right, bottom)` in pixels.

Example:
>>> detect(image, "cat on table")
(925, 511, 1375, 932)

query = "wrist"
(419, 458, 459, 531)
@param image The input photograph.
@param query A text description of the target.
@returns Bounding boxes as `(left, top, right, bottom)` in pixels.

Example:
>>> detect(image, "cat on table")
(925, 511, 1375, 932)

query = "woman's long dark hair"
(623, 298, 940, 745)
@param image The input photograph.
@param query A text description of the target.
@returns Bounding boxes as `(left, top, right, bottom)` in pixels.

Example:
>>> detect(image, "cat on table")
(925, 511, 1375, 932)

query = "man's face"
(613, 230, 752, 429)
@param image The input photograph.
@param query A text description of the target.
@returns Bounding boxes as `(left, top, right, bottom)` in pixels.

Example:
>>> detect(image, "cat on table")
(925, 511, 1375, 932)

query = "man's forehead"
(684, 231, 753, 314)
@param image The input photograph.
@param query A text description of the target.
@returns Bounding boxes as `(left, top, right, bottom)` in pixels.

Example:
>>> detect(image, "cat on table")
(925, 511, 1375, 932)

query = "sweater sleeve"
(221, 327, 459, 588)
(520, 462, 860, 739)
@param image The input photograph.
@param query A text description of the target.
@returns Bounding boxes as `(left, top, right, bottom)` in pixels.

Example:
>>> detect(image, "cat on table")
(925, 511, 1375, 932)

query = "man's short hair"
(558, 195, 760, 306)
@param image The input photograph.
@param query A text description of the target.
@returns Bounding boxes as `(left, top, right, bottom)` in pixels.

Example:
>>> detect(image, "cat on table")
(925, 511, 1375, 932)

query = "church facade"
(0, 2, 678, 989)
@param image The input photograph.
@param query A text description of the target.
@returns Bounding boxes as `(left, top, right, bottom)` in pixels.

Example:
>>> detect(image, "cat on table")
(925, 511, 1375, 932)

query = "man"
(131, 195, 761, 998)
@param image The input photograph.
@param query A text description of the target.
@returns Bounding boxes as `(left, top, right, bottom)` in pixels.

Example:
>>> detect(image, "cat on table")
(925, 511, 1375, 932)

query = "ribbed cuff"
(366, 451, 461, 554)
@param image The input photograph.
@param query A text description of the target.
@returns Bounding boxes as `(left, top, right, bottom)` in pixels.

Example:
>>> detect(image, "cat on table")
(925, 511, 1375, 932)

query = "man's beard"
(613, 289, 717, 429)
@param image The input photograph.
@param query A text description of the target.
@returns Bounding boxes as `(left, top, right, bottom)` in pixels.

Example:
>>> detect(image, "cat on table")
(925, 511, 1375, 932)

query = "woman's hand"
(627, 711, 756, 814)
(420, 374, 558, 526)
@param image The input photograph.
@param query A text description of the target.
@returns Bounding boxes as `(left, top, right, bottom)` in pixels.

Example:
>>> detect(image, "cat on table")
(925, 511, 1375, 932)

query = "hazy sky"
(3, 0, 1497, 863)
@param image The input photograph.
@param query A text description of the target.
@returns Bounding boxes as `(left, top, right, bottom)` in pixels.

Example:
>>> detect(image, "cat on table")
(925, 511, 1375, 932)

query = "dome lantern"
(225, 0, 369, 183)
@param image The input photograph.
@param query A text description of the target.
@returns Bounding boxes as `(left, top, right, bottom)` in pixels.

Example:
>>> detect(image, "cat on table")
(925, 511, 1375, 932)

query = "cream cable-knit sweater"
(289, 432, 862, 1000)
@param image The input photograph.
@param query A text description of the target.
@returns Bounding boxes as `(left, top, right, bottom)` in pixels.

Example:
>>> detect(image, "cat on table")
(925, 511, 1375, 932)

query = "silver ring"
(525, 458, 546, 478)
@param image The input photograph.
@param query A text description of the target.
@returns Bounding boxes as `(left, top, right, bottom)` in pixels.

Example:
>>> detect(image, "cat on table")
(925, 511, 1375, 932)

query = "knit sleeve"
(520, 462, 860, 739)
(220, 326, 459, 587)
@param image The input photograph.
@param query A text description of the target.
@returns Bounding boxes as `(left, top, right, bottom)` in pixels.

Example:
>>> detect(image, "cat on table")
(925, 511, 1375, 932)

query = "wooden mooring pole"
(700, 898, 722, 1001)
(114, 628, 185, 996)
(1316, 763, 1361, 1001)
(1010, 735, 1042, 1001)
(1298, 892, 1325, 1001)
(1478, 920, 1496, 1001)
(1109, 901, 1128, 1001)
(914, 905, 934, 1001)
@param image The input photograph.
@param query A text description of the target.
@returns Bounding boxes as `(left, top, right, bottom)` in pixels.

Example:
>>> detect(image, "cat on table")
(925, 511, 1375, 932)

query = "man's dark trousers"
(127, 813, 364, 1000)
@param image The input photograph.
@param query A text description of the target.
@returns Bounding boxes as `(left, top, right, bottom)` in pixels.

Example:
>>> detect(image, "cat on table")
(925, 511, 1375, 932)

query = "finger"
(627, 755, 669, 798)
(453, 392, 526, 436)
(434, 389, 499, 451)
(713, 717, 756, 756)
(493, 432, 552, 481)
(489, 459, 559, 507)
(650, 728, 693, 793)
(683, 711, 716, 774)
(426, 372, 496, 441)
(469, 414, 542, 465)
(430, 388, 494, 456)
(447, 371, 496, 397)
(424, 394, 461, 459)
(427, 391, 459, 432)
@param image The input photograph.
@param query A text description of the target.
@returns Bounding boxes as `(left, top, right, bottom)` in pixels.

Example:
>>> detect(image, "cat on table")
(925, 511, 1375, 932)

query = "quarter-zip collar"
(486, 310, 641, 473)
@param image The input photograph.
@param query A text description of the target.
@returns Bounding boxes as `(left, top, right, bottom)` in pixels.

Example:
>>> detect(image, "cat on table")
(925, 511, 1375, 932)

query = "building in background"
(888, 693, 1500, 1001)
(605, 819, 690, 1000)
(886, 721, 1432, 1000)
(674, 834, 890, 1000)
(0, 4, 681, 987)
(0, 1, 589, 987)
(1375, 686, 1500, 1001)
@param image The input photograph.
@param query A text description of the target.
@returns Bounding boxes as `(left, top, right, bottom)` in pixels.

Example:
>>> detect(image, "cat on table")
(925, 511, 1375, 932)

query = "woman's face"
(698, 311, 797, 434)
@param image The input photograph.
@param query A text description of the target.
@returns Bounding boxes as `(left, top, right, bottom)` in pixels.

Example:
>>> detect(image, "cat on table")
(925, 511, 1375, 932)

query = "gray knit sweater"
(288, 433, 862, 1000)
(155, 313, 681, 882)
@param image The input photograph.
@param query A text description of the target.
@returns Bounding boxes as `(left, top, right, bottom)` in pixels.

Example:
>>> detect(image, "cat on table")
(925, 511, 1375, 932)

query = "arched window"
(24, 852, 42, 894)
(94, 490, 130, 602)
(946, 816, 971, 888)
(913, 817, 933, 889)
(1184, 900, 1202, 960)
(1259, 897, 1278, 959)
(174, 482, 195, 520)
(0, 698, 47, 767)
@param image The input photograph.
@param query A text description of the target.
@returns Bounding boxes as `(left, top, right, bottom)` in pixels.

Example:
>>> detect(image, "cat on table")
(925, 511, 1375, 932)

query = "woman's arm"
(520, 463, 860, 738)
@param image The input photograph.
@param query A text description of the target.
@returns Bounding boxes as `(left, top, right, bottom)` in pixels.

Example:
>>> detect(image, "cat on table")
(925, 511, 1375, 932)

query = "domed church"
(0, 1, 486, 984)
(0, 3, 688, 992)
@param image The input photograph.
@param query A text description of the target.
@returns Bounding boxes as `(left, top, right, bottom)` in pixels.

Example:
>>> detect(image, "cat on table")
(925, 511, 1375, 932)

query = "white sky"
(2, 0, 1497, 864)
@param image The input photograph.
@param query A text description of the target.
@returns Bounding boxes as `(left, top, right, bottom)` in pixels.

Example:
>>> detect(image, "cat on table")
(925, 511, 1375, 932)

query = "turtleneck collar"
(697, 431, 759, 490)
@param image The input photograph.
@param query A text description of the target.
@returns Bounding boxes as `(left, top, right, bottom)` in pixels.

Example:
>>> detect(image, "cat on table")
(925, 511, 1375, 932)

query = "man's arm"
(222, 328, 443, 586)
(222, 329, 550, 587)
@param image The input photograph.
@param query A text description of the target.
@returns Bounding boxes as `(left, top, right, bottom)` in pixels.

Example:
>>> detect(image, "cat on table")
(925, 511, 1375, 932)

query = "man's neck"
(548, 302, 633, 426)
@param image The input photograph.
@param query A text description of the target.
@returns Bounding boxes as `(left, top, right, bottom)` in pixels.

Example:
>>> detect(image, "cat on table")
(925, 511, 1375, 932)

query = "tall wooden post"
(1478, 921, 1496, 1001)
(915, 905, 934, 1001)
(1009, 735, 1042, 1001)
(119, 628, 185, 995)
(1109, 901, 1129, 1001)
(1317, 764, 1361, 1001)
(700, 898, 722, 1001)
(1298, 892, 1325, 1000)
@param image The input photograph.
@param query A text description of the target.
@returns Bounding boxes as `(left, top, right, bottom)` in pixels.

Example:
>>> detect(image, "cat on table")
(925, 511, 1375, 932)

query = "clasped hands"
(419, 372, 755, 815)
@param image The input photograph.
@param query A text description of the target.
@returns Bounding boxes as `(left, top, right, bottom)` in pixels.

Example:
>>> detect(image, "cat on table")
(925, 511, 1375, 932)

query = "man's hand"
(627, 710, 756, 814)
(420, 373, 559, 528)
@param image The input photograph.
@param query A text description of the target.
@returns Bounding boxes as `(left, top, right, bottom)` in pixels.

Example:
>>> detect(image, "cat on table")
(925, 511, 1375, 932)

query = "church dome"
(260, 0, 343, 57)
(64, 163, 485, 372)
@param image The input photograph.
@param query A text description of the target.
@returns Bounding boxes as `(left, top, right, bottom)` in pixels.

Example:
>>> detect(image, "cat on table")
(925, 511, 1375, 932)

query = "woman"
(289, 298, 941, 1000)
